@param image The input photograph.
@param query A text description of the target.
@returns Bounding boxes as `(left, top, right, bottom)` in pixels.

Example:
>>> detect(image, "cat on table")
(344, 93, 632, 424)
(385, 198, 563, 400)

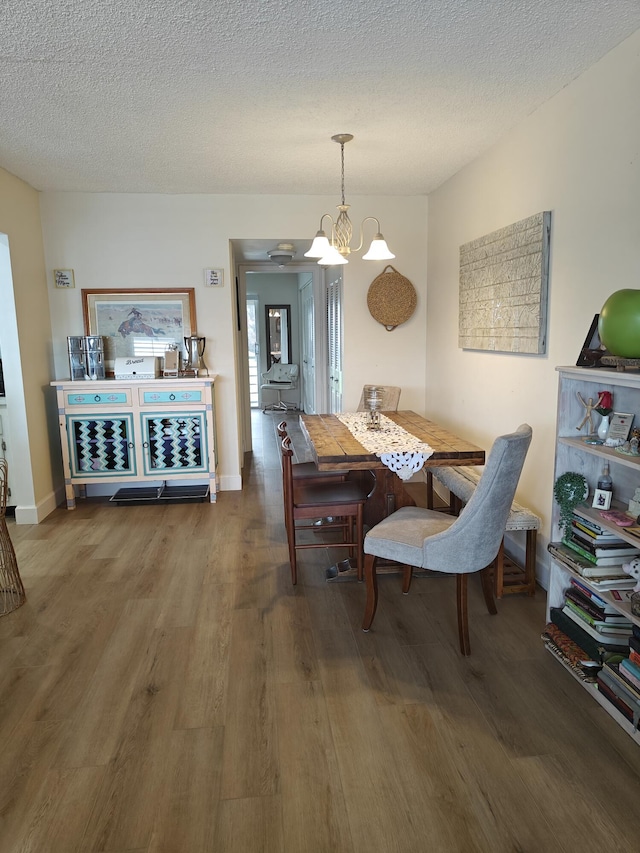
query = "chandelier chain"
(340, 142, 346, 206)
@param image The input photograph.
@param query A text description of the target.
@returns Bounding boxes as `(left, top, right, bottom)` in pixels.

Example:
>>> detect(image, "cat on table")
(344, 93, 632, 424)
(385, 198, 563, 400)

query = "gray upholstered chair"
(356, 385, 401, 412)
(261, 363, 299, 412)
(361, 424, 532, 654)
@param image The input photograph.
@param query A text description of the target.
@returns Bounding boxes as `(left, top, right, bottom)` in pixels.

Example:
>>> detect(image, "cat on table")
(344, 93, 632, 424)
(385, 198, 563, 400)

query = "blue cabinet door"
(140, 411, 208, 475)
(67, 414, 136, 478)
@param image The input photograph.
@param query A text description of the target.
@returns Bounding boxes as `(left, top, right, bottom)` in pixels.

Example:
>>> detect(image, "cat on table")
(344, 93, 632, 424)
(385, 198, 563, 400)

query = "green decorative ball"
(599, 289, 640, 358)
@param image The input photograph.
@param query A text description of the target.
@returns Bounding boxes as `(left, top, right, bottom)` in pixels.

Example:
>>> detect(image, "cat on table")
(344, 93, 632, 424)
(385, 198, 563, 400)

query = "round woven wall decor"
(367, 265, 417, 331)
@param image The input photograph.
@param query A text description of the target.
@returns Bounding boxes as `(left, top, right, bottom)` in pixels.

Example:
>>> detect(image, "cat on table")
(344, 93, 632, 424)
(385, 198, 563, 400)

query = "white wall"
(427, 29, 640, 586)
(0, 168, 56, 523)
(39, 193, 428, 492)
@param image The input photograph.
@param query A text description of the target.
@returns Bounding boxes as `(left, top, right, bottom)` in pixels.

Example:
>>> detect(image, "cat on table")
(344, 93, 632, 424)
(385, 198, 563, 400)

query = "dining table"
(299, 410, 485, 530)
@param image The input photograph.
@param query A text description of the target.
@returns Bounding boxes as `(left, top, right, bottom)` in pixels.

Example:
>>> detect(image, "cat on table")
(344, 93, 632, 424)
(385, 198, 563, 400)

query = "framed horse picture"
(81, 288, 196, 374)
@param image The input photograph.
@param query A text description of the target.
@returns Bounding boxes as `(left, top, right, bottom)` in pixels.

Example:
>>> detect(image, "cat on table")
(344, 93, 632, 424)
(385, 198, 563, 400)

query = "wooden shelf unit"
(548, 366, 640, 743)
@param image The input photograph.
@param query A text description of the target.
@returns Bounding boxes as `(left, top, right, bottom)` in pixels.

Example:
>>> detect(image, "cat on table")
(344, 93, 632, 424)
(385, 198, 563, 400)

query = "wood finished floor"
(2, 410, 640, 852)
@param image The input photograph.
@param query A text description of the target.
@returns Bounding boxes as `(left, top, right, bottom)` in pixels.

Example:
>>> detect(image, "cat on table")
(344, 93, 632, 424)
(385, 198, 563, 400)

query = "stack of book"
(562, 578, 633, 644)
(562, 507, 640, 579)
(543, 578, 633, 679)
(548, 541, 637, 590)
(597, 625, 640, 727)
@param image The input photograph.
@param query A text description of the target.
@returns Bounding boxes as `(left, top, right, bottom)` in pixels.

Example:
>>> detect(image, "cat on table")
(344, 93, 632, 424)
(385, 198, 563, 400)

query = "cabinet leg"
(65, 482, 76, 510)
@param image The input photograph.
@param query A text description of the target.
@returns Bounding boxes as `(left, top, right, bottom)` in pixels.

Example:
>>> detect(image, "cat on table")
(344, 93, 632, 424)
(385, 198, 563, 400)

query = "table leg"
(361, 467, 417, 528)
(325, 469, 418, 582)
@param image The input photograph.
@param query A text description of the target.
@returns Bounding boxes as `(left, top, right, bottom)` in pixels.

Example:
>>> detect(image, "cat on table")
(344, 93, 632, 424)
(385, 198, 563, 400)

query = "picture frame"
(82, 288, 196, 373)
(592, 488, 613, 510)
(54, 269, 75, 289)
(576, 313, 608, 367)
(605, 411, 634, 446)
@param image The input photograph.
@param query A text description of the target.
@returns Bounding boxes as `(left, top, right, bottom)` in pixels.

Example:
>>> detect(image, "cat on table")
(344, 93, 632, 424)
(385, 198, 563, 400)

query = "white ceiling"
(1, 0, 639, 198)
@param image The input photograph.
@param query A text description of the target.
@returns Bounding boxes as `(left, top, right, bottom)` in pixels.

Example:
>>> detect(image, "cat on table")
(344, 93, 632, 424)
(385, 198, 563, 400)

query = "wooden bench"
(425, 466, 540, 597)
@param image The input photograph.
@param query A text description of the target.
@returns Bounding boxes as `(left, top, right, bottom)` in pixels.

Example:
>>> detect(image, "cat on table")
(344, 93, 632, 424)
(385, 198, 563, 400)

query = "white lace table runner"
(337, 412, 434, 480)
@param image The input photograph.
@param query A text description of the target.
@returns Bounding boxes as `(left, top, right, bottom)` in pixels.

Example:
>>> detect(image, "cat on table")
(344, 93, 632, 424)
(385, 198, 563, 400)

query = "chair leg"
(426, 471, 434, 509)
(362, 553, 379, 631)
(402, 566, 413, 594)
(480, 565, 498, 615)
(284, 500, 297, 585)
(456, 574, 471, 655)
(355, 506, 364, 581)
(494, 538, 505, 598)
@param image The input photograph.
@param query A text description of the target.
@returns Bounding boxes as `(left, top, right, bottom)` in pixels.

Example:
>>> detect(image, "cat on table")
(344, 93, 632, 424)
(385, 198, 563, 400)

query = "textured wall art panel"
(459, 211, 551, 353)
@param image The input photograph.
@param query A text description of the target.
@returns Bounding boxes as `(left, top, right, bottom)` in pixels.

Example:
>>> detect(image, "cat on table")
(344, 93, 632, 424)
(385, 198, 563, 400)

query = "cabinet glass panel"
(141, 412, 208, 475)
(67, 414, 136, 478)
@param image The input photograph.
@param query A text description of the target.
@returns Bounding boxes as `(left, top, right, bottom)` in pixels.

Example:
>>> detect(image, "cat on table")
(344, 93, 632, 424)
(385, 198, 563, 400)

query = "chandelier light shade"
(304, 134, 395, 266)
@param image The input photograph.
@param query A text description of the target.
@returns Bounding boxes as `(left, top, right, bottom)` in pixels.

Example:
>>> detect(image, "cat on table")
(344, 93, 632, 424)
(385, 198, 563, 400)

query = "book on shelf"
(597, 675, 636, 724)
(549, 542, 624, 577)
(630, 648, 640, 667)
(590, 576, 637, 591)
(549, 608, 628, 660)
(571, 519, 624, 543)
(561, 605, 633, 645)
(565, 586, 627, 621)
(568, 530, 640, 558)
(568, 577, 620, 612)
(564, 600, 632, 635)
(619, 657, 640, 692)
(541, 623, 596, 681)
(561, 537, 632, 567)
(601, 663, 640, 711)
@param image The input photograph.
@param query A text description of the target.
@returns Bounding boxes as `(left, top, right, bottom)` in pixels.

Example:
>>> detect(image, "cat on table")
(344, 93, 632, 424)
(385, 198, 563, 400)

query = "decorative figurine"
(622, 557, 640, 592)
(629, 487, 640, 517)
(575, 391, 606, 434)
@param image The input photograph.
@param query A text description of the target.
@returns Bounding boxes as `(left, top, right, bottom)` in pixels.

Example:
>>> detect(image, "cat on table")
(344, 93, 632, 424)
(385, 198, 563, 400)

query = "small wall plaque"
(54, 269, 75, 289)
(204, 268, 224, 287)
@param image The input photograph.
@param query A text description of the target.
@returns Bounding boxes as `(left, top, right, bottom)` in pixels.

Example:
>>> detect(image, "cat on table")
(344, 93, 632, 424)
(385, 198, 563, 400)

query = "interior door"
(299, 275, 315, 413)
(326, 270, 343, 413)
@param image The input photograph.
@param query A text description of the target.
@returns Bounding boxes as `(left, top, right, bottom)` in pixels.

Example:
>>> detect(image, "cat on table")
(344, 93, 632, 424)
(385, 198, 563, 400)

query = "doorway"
(236, 261, 331, 455)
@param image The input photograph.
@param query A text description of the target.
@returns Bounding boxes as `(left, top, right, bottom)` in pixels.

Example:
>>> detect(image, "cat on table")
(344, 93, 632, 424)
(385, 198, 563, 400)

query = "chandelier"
(304, 134, 395, 266)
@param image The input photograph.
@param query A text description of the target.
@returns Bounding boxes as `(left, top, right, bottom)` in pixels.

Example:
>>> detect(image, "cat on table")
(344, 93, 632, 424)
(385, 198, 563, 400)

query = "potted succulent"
(554, 472, 588, 539)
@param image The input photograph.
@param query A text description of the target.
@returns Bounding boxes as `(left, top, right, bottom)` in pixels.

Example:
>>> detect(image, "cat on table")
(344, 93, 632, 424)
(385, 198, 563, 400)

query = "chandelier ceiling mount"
(304, 134, 395, 266)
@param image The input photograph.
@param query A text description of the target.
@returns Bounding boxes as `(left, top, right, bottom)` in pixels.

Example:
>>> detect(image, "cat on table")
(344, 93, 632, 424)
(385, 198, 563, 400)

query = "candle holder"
(364, 385, 384, 430)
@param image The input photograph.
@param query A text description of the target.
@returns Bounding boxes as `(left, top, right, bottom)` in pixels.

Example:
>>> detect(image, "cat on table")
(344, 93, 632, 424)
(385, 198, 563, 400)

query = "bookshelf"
(548, 366, 640, 744)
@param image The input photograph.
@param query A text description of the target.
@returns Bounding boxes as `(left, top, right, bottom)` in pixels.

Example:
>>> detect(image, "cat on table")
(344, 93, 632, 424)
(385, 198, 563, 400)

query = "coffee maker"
(184, 334, 208, 375)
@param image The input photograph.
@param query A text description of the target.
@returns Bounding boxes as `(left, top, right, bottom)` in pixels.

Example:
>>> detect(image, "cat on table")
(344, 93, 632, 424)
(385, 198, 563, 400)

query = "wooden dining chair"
(281, 436, 371, 584)
(277, 421, 346, 485)
(361, 425, 532, 654)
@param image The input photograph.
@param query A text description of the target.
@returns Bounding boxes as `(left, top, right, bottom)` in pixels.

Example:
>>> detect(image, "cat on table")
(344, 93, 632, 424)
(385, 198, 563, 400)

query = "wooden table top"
(299, 411, 485, 471)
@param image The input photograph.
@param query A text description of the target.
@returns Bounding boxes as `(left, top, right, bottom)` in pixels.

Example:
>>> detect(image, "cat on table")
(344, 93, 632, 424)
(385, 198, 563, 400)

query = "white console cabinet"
(51, 378, 218, 508)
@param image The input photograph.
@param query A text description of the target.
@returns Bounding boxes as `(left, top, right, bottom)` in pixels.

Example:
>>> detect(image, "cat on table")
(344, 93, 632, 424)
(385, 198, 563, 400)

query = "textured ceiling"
(1, 0, 639, 195)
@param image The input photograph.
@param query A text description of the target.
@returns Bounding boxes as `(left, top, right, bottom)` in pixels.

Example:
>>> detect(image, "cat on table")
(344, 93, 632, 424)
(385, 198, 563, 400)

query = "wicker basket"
(367, 265, 417, 330)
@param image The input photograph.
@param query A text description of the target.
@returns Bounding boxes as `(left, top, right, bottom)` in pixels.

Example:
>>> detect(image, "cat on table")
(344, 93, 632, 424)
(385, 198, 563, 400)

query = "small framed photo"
(592, 488, 613, 510)
(54, 269, 75, 289)
(204, 268, 224, 287)
(576, 313, 608, 367)
(606, 411, 634, 446)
